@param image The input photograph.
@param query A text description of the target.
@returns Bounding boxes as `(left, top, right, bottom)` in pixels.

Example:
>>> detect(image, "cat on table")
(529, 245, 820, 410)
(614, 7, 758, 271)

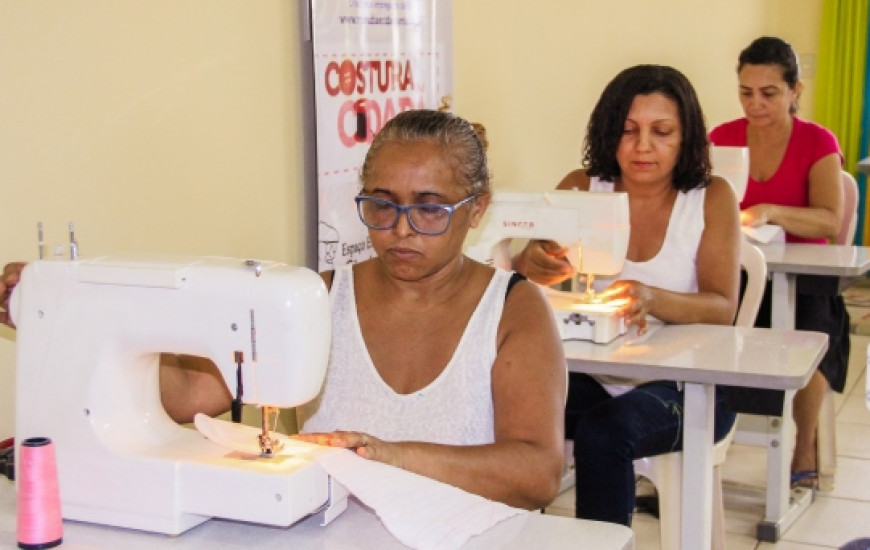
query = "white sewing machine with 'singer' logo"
(465, 190, 630, 344)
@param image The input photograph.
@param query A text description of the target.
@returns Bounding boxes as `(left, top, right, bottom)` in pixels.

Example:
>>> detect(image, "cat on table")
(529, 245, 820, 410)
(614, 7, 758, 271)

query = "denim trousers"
(566, 372, 736, 526)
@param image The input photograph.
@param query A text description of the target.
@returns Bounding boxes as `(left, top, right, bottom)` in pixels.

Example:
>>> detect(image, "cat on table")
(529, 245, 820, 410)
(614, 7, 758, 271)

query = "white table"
(857, 157, 869, 175)
(751, 243, 870, 541)
(564, 323, 827, 550)
(0, 479, 634, 549)
(760, 244, 870, 329)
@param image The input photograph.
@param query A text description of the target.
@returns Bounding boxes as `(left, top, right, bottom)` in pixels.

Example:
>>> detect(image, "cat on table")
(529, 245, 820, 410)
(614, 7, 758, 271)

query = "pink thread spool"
(17, 437, 63, 549)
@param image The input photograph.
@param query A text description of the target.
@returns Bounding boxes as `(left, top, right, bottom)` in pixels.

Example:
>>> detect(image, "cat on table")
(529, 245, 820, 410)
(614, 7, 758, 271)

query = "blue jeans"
(566, 373, 736, 526)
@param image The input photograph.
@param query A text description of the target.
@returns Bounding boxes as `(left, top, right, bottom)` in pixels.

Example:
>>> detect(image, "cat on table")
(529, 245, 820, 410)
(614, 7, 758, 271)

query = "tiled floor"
(544, 283, 870, 549)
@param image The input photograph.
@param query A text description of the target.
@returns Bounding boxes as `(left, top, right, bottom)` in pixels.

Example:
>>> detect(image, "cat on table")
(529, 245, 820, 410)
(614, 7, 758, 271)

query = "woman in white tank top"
(293, 110, 567, 511)
(514, 65, 741, 526)
(4, 111, 568, 513)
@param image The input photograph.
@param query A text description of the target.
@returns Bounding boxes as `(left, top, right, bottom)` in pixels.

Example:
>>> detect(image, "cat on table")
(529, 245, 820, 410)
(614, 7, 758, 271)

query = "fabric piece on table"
(194, 414, 525, 550)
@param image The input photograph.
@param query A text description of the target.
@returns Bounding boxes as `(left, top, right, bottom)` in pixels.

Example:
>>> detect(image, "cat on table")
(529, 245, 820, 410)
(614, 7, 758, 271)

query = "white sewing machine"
(11, 256, 347, 535)
(465, 190, 630, 344)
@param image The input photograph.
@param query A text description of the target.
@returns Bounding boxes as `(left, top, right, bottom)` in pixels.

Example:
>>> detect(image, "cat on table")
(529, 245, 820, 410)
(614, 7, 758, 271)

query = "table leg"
(763, 390, 794, 520)
(755, 272, 815, 541)
(681, 382, 714, 550)
(770, 272, 796, 331)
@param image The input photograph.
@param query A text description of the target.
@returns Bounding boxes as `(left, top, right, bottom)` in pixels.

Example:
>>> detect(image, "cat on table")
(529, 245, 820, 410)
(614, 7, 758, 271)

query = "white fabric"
(589, 177, 705, 395)
(297, 265, 512, 445)
(316, 449, 524, 550)
(193, 415, 524, 550)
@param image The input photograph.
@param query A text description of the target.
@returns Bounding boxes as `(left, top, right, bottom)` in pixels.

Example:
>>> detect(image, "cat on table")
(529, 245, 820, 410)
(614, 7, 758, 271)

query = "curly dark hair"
(582, 65, 711, 192)
(360, 109, 490, 197)
(738, 36, 801, 114)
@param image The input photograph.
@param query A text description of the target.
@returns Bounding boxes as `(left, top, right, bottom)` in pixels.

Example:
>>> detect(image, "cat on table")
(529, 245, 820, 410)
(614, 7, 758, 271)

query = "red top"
(710, 117, 842, 244)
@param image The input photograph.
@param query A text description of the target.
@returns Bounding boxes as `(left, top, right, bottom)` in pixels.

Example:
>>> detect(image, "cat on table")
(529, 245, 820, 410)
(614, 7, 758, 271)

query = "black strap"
(505, 272, 527, 298)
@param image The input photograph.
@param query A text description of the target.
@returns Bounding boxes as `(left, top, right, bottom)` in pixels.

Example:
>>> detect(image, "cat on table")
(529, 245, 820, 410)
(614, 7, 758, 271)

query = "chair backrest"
(736, 239, 767, 328)
(837, 170, 859, 245)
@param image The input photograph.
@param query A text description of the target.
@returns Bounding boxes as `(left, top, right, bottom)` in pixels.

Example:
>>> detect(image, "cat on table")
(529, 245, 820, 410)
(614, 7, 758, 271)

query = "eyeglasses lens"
(359, 199, 398, 229)
(357, 196, 466, 236)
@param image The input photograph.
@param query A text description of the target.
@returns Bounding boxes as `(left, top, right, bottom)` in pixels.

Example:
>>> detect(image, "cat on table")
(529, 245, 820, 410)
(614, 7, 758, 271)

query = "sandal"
(790, 469, 818, 489)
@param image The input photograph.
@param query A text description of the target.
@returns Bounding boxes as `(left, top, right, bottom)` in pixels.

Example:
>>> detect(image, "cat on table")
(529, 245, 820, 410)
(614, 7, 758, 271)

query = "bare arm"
(741, 153, 842, 240)
(600, 177, 740, 330)
(299, 281, 567, 509)
(159, 354, 233, 424)
(1, 262, 27, 328)
(400, 280, 566, 508)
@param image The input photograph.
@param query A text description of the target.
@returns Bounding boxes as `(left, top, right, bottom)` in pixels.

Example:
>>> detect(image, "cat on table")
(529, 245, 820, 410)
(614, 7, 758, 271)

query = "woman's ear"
(790, 80, 804, 113)
(468, 193, 491, 229)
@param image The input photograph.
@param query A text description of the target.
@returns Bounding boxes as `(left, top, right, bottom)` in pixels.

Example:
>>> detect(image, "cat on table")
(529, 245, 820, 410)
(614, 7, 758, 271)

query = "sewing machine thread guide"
(231, 351, 244, 423)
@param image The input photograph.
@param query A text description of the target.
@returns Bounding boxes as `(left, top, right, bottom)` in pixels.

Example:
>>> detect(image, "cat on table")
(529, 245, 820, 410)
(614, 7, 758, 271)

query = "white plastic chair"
(632, 239, 766, 550)
(817, 170, 859, 491)
(836, 170, 859, 246)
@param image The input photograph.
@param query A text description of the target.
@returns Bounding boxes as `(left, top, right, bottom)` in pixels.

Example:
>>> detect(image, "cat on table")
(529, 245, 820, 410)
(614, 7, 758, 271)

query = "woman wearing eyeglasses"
(292, 109, 567, 509)
(2, 110, 566, 510)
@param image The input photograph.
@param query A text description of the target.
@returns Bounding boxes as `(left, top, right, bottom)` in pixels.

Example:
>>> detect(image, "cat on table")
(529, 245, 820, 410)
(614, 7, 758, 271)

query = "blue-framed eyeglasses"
(354, 194, 478, 236)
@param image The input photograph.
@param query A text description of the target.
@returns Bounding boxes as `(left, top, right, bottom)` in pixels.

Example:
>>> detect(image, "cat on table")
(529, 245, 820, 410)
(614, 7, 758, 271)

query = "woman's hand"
(1, 262, 27, 328)
(295, 431, 405, 469)
(598, 279, 654, 335)
(740, 204, 772, 228)
(513, 240, 573, 286)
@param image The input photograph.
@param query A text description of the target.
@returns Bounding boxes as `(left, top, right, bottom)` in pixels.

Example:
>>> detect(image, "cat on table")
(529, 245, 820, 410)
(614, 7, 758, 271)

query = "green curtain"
(814, 0, 869, 244)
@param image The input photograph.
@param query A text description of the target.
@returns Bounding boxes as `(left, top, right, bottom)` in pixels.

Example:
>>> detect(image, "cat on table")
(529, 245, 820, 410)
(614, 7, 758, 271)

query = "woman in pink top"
(710, 36, 848, 489)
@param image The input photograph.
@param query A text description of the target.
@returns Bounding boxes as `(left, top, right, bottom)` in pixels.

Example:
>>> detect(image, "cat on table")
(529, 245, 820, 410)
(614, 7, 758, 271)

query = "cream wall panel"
(0, 2, 307, 263)
(0, 1, 310, 438)
(768, 0, 824, 119)
(0, 0, 823, 438)
(451, 0, 762, 190)
(452, 0, 822, 191)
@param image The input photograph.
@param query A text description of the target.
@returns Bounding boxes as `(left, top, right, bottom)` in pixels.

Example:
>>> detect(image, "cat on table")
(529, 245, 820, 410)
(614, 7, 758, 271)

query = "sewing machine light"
(566, 297, 629, 313)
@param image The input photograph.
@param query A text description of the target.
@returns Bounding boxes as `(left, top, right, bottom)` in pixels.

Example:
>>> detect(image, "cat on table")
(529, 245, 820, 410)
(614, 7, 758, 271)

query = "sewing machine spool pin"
(68, 222, 78, 260)
(244, 259, 262, 277)
(37, 222, 44, 260)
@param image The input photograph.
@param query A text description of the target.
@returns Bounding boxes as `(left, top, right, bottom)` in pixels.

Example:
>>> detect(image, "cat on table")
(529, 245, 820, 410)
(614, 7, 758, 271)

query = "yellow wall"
(0, 0, 823, 436)
(452, 0, 823, 190)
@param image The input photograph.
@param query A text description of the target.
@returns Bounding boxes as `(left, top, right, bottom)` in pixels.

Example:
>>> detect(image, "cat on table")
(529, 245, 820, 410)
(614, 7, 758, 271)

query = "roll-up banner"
(309, 0, 453, 271)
